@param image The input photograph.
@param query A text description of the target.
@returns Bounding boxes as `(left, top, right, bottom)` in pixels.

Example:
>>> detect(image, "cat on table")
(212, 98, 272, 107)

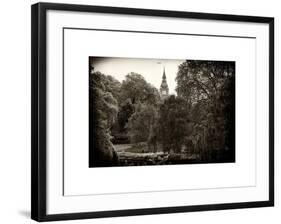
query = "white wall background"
(0, 0, 279, 223)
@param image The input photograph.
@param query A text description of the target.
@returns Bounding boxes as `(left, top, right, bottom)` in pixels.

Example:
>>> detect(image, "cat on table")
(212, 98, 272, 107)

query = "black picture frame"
(31, 2, 274, 222)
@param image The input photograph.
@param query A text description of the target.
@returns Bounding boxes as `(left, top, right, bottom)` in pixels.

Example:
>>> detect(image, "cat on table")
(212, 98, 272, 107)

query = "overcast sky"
(90, 57, 185, 94)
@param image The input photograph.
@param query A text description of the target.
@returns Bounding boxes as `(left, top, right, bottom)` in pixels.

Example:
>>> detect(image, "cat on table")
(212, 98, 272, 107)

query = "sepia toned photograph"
(31, 4, 274, 220)
(89, 57, 235, 167)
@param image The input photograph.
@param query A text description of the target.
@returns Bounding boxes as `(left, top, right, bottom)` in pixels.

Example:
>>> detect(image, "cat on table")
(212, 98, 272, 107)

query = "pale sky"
(90, 57, 185, 94)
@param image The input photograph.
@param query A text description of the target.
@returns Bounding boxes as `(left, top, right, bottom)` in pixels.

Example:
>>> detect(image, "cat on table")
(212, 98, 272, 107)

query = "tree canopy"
(89, 59, 235, 167)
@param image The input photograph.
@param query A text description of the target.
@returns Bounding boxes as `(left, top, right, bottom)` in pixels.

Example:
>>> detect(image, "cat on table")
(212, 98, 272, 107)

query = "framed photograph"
(31, 2, 274, 222)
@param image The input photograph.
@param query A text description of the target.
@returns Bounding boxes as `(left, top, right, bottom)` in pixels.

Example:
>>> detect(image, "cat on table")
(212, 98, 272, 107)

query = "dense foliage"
(89, 60, 235, 166)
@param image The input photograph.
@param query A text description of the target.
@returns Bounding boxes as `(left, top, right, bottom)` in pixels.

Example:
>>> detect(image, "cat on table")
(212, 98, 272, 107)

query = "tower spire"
(160, 66, 169, 99)
(162, 66, 166, 79)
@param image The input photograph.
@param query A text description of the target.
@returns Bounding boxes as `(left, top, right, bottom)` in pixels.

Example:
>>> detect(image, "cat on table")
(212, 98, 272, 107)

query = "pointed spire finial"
(162, 66, 166, 79)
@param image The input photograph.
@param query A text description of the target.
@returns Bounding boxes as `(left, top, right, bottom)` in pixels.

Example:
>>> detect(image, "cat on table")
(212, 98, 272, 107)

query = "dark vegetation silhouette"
(89, 59, 235, 167)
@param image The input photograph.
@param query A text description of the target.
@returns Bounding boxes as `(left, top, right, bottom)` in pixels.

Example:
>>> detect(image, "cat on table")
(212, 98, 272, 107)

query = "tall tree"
(120, 72, 160, 105)
(157, 95, 191, 153)
(115, 73, 160, 134)
(89, 69, 119, 167)
(126, 103, 157, 143)
(176, 60, 234, 104)
(101, 74, 122, 105)
(176, 60, 235, 161)
(116, 99, 134, 133)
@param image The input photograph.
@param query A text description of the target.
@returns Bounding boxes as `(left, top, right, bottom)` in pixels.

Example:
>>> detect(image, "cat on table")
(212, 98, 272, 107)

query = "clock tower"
(160, 67, 169, 99)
